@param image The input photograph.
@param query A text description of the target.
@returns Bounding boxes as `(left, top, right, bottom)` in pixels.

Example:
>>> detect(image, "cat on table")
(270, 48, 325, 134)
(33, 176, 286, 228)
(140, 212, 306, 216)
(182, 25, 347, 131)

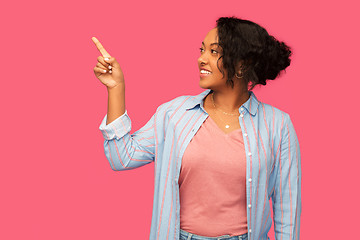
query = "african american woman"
(94, 16, 301, 240)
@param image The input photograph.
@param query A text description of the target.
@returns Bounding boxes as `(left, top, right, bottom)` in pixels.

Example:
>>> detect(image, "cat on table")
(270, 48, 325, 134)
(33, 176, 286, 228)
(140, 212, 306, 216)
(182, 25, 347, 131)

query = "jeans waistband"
(180, 229, 248, 240)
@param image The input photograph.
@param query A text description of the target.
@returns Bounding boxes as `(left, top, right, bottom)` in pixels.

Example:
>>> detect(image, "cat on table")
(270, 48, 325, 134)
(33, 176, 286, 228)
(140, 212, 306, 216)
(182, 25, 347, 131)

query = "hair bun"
(263, 35, 292, 80)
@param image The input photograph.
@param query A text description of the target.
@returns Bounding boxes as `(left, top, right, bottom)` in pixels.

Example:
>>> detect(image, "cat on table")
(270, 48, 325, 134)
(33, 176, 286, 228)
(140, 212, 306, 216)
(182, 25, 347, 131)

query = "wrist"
(107, 82, 125, 91)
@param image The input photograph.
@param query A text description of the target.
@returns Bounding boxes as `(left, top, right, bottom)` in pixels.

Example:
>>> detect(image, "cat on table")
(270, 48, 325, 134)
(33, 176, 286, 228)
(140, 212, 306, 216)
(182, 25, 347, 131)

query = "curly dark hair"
(215, 16, 292, 90)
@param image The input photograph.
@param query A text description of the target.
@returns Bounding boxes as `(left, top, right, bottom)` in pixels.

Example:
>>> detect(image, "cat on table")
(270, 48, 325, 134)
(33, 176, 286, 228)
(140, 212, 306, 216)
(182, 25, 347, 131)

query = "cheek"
(212, 61, 226, 78)
(211, 59, 221, 74)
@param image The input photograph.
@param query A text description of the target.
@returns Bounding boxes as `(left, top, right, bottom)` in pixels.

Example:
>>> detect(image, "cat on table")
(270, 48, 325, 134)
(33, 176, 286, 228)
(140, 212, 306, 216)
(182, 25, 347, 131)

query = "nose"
(198, 53, 208, 66)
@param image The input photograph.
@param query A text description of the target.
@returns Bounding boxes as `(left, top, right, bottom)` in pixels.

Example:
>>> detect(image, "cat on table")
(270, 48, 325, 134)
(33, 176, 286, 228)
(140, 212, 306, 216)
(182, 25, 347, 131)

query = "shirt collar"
(185, 89, 260, 116)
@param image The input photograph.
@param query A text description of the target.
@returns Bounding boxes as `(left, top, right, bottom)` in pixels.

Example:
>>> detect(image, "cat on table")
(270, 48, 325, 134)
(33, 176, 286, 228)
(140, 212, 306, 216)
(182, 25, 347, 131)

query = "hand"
(91, 37, 125, 89)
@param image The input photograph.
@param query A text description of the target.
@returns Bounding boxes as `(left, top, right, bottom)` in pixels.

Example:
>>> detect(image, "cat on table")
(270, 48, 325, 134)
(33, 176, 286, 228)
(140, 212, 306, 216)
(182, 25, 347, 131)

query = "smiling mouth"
(200, 69, 212, 74)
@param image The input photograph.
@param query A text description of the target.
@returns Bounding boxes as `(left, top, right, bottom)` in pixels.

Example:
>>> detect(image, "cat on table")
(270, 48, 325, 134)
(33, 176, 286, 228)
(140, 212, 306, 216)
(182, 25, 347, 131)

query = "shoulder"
(152, 93, 199, 131)
(156, 91, 203, 113)
(258, 101, 292, 134)
(260, 101, 290, 119)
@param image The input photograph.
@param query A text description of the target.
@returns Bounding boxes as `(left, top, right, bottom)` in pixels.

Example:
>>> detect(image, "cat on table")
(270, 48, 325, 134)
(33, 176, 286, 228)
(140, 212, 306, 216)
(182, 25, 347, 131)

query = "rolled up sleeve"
(99, 110, 156, 171)
(99, 110, 131, 141)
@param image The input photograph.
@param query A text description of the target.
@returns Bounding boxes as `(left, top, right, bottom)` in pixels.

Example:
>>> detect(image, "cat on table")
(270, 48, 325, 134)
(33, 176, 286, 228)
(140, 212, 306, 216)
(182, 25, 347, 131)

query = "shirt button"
(248, 204, 251, 208)
(244, 133, 248, 137)
(248, 178, 252, 182)
(240, 107, 244, 111)
(249, 229, 252, 233)
(240, 114, 244, 117)
(248, 152, 252, 156)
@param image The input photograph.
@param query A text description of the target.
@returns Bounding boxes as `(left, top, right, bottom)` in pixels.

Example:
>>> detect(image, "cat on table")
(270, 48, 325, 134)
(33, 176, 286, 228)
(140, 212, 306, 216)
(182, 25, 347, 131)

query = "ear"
(235, 60, 244, 73)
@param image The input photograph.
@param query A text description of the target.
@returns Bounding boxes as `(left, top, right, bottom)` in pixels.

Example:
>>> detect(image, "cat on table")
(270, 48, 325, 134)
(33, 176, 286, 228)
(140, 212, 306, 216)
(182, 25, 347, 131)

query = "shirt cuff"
(99, 110, 131, 140)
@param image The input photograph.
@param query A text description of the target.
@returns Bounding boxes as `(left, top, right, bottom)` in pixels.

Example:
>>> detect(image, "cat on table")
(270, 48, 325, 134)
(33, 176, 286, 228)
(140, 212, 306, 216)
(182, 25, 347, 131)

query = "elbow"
(103, 142, 129, 171)
(109, 161, 121, 171)
(106, 154, 130, 171)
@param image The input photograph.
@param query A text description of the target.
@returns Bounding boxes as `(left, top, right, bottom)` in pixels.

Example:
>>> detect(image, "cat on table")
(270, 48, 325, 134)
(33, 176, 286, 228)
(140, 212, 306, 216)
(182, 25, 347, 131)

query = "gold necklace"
(211, 92, 239, 116)
(211, 92, 240, 129)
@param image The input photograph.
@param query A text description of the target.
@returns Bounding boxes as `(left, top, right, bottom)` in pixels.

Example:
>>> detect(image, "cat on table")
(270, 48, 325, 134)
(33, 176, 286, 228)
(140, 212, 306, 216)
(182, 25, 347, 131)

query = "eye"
(199, 47, 204, 53)
(211, 49, 218, 54)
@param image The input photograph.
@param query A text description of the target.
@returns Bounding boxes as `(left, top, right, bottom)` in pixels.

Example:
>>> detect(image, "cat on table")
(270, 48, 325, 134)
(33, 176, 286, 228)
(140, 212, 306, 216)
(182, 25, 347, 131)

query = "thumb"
(104, 56, 120, 68)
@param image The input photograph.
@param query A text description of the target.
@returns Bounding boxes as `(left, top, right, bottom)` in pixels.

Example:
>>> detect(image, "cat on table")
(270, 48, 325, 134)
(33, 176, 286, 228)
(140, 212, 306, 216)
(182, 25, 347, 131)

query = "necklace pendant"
(225, 125, 230, 128)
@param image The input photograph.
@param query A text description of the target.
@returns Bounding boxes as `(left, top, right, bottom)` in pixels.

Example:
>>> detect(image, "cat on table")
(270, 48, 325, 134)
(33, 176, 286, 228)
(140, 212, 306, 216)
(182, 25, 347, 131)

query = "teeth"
(200, 69, 211, 74)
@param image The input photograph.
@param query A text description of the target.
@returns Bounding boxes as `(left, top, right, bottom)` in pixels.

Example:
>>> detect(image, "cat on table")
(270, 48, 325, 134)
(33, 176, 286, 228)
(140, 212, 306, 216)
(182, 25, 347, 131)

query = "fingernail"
(108, 65, 112, 69)
(109, 70, 112, 73)
(103, 69, 107, 73)
(104, 57, 109, 61)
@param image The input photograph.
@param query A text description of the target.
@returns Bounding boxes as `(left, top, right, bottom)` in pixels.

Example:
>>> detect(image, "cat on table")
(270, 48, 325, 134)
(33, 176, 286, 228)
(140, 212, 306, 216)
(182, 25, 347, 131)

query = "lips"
(200, 69, 211, 74)
(200, 67, 212, 74)
(200, 68, 212, 78)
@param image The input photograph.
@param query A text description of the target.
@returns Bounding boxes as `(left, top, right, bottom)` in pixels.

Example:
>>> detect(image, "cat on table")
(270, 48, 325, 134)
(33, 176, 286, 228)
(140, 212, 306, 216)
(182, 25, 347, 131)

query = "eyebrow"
(201, 41, 219, 47)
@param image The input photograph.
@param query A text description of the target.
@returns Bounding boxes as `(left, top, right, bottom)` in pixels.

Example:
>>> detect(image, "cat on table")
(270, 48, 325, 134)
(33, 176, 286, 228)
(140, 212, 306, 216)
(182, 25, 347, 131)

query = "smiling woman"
(198, 29, 225, 88)
(96, 16, 301, 240)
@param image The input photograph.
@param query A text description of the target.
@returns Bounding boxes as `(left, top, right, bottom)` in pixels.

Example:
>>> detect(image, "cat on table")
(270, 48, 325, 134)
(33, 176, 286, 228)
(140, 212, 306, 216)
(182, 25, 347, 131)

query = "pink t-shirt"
(178, 116, 248, 237)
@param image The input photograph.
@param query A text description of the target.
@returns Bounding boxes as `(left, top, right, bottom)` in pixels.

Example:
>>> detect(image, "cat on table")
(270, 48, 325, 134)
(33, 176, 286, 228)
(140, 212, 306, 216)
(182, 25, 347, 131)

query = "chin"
(199, 79, 209, 88)
(198, 82, 208, 89)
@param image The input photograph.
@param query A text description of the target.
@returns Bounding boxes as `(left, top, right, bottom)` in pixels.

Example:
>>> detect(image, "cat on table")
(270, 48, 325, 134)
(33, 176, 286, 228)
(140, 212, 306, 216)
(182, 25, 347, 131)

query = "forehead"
(203, 28, 218, 44)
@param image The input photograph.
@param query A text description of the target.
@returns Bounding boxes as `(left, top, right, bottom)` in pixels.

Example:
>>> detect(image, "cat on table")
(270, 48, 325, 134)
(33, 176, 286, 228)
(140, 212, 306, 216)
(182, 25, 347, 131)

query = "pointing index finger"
(91, 37, 111, 58)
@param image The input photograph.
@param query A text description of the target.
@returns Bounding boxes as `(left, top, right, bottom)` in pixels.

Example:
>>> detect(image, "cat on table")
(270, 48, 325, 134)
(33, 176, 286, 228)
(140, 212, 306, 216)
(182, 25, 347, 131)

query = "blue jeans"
(180, 229, 248, 240)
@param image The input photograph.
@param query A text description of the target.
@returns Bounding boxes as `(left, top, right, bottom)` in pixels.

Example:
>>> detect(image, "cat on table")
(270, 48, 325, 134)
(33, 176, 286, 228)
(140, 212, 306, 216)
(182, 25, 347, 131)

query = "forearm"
(106, 83, 125, 125)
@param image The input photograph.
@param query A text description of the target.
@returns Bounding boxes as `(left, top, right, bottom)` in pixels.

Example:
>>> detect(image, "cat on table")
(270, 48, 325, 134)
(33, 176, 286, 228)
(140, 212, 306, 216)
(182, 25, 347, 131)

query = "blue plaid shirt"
(99, 89, 302, 240)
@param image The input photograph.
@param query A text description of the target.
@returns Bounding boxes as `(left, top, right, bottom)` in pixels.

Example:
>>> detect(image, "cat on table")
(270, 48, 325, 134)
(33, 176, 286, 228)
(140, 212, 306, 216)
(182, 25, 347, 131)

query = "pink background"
(1, 0, 359, 239)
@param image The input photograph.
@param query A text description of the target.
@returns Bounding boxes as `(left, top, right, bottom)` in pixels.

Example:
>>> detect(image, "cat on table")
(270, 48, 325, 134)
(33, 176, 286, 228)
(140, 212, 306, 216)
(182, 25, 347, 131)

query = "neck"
(210, 89, 250, 113)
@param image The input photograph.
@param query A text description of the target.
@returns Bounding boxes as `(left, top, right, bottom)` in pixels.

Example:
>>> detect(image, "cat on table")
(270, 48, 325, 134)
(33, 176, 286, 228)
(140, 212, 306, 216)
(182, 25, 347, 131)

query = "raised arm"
(271, 114, 302, 240)
(92, 36, 156, 170)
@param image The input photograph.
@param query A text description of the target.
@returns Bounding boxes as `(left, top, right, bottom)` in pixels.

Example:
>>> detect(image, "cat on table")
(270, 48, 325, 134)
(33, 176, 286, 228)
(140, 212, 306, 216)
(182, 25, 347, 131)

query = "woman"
(94, 16, 301, 240)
